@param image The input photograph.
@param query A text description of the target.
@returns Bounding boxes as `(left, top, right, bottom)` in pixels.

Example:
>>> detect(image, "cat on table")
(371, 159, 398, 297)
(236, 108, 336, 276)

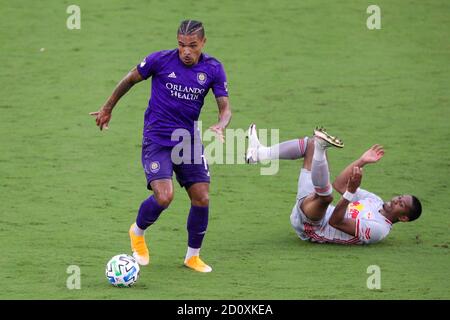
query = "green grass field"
(1, 0, 449, 299)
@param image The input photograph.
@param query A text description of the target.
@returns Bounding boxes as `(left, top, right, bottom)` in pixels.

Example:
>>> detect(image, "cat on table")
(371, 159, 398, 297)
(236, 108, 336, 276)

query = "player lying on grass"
(246, 125, 422, 244)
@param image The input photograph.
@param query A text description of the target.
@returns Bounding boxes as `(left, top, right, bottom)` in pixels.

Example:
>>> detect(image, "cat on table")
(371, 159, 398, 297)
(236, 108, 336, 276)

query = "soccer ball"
(105, 254, 140, 287)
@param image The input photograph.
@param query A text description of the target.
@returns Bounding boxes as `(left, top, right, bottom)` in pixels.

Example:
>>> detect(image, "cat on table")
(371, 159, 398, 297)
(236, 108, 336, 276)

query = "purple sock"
(135, 195, 167, 230)
(187, 205, 209, 249)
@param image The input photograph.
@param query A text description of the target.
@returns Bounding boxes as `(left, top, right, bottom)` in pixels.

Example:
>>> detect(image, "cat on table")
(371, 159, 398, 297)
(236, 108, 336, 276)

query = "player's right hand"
(89, 108, 111, 131)
(347, 166, 363, 193)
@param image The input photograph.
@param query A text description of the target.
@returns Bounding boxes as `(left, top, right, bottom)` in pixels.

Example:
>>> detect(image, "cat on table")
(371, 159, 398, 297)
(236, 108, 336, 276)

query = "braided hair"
(178, 20, 205, 38)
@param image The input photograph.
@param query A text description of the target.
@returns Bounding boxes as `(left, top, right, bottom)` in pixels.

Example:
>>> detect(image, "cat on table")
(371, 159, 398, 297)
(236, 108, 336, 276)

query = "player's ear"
(398, 215, 410, 222)
(202, 37, 207, 46)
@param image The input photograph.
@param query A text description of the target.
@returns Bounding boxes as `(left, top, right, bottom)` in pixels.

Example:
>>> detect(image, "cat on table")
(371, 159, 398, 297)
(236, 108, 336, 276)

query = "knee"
(305, 137, 314, 152)
(154, 192, 174, 207)
(192, 194, 209, 207)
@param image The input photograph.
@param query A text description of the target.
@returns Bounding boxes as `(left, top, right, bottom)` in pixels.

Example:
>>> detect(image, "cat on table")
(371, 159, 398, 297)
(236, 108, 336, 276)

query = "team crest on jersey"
(197, 72, 207, 85)
(348, 201, 364, 219)
(150, 161, 160, 173)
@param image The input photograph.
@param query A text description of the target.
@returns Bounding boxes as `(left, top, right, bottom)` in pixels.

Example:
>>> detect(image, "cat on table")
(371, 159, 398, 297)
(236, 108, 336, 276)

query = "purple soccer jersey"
(137, 49, 228, 146)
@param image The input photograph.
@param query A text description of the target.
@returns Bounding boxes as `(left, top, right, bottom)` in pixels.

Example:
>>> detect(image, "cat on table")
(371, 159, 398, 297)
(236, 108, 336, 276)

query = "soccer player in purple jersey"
(90, 20, 232, 272)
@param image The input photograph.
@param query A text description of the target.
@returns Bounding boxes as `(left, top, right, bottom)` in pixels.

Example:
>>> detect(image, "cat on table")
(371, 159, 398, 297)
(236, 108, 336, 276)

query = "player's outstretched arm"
(89, 67, 143, 130)
(329, 166, 363, 236)
(332, 144, 384, 194)
(209, 96, 232, 143)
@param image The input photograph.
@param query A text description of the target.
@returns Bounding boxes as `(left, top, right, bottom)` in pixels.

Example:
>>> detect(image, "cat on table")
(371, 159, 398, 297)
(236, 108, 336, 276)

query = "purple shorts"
(141, 138, 210, 190)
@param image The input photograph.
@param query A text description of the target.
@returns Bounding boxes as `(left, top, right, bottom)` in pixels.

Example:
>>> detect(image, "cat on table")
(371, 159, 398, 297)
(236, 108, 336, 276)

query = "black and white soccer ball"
(105, 254, 140, 287)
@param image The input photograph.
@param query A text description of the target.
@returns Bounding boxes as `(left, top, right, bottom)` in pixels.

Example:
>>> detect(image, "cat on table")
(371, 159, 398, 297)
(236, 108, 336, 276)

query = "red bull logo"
(348, 201, 364, 219)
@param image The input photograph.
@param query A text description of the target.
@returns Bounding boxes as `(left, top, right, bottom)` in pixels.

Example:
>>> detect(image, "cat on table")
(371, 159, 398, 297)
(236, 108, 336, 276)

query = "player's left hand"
(360, 144, 384, 164)
(209, 124, 225, 143)
(347, 166, 363, 193)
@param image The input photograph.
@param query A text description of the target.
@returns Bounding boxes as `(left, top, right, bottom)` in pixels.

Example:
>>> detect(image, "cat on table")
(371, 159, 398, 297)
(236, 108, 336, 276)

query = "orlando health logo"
(166, 83, 205, 101)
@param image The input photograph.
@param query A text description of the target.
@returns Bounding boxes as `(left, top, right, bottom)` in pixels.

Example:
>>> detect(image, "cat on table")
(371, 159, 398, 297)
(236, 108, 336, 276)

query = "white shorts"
(289, 169, 335, 241)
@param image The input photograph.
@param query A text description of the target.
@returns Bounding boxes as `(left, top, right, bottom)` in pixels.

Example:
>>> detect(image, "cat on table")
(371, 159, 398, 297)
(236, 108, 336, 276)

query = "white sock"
(257, 145, 272, 161)
(185, 247, 200, 261)
(257, 139, 305, 161)
(133, 223, 145, 236)
(313, 139, 326, 161)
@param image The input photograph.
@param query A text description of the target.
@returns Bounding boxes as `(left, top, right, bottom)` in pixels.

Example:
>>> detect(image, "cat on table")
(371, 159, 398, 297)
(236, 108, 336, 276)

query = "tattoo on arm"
(103, 67, 143, 112)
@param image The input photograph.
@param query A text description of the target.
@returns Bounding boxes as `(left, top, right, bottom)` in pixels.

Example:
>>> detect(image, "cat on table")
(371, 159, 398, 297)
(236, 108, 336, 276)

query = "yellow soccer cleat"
(184, 256, 212, 273)
(129, 224, 149, 266)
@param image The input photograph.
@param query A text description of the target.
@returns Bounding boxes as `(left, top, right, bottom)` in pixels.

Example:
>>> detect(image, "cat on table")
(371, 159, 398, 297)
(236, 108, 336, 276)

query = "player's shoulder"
(372, 219, 391, 241)
(201, 52, 224, 68)
(358, 217, 391, 244)
(147, 48, 177, 60)
(356, 188, 383, 203)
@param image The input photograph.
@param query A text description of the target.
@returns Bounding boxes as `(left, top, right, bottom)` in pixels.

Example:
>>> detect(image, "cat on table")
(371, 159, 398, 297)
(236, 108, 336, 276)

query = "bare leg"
(187, 182, 209, 207)
(302, 138, 314, 170)
(300, 138, 334, 221)
(150, 179, 174, 207)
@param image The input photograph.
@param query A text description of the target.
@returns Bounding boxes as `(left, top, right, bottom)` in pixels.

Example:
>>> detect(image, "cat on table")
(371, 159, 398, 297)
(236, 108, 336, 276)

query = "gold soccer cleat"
(129, 224, 150, 266)
(313, 126, 344, 148)
(184, 256, 212, 273)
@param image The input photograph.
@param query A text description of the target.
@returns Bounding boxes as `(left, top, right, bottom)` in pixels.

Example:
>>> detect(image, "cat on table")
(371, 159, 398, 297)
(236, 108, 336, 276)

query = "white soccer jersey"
(292, 188, 393, 245)
(346, 189, 393, 244)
